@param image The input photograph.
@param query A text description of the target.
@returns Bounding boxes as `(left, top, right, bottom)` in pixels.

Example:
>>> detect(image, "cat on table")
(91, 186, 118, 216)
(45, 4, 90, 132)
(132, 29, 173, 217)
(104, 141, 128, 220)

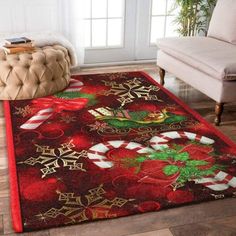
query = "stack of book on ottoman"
(1, 37, 35, 54)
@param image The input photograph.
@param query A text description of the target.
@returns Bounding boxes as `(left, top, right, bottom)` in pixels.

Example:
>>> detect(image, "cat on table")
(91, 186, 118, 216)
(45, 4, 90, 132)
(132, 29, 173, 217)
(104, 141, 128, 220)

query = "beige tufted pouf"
(0, 45, 71, 100)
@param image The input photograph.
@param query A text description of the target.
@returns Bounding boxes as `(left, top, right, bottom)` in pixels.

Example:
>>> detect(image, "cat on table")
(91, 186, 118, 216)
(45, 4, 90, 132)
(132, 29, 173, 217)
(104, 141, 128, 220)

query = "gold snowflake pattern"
(60, 115, 77, 124)
(103, 78, 162, 106)
(18, 141, 87, 178)
(88, 121, 109, 131)
(14, 105, 34, 117)
(36, 184, 131, 224)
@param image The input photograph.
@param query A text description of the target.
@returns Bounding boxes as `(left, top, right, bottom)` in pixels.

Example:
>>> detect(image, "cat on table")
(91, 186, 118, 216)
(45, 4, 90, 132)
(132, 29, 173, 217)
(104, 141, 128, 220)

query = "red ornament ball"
(38, 122, 66, 139)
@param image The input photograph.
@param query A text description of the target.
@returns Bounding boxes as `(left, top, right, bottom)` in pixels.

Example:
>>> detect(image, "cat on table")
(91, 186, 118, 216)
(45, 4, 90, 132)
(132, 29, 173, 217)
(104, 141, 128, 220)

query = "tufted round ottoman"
(0, 45, 71, 100)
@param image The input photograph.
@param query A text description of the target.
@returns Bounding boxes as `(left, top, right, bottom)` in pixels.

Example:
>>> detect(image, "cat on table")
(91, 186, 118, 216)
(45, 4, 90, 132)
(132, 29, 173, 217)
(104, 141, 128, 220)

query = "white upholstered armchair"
(156, 0, 236, 126)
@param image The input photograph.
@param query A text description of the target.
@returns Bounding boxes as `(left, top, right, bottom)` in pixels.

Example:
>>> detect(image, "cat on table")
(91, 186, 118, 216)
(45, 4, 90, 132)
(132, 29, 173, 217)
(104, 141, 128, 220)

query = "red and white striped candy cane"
(150, 131, 214, 150)
(20, 108, 54, 130)
(63, 78, 84, 92)
(194, 170, 236, 191)
(20, 79, 84, 130)
(87, 140, 153, 169)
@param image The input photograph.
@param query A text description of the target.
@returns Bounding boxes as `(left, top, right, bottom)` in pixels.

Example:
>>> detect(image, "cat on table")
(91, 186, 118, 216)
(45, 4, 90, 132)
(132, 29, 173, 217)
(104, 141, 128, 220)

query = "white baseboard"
(77, 59, 156, 69)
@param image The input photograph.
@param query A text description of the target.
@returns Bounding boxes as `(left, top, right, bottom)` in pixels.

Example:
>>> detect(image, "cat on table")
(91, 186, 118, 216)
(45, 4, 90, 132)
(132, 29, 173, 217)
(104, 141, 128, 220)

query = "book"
(5, 37, 32, 45)
(4, 42, 34, 48)
(2, 46, 35, 54)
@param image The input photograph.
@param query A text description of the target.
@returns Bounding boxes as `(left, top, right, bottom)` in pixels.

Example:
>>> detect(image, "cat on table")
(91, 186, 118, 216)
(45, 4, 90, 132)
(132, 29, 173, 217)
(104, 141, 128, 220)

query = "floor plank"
(170, 216, 236, 236)
(3, 214, 15, 235)
(5, 231, 50, 236)
(0, 215, 3, 235)
(0, 169, 8, 182)
(24, 231, 50, 236)
(0, 197, 10, 215)
(214, 215, 236, 229)
(127, 229, 173, 236)
(0, 103, 4, 118)
(0, 182, 9, 198)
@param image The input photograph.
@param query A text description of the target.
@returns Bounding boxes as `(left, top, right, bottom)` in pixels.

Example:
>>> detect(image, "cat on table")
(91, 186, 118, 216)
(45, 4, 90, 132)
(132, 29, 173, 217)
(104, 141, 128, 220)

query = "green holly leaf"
(165, 149, 178, 155)
(136, 156, 146, 163)
(198, 169, 215, 177)
(149, 148, 180, 161)
(149, 152, 169, 160)
(173, 152, 189, 162)
(174, 162, 225, 185)
(163, 165, 179, 176)
(198, 165, 224, 177)
(186, 160, 208, 166)
(178, 166, 201, 182)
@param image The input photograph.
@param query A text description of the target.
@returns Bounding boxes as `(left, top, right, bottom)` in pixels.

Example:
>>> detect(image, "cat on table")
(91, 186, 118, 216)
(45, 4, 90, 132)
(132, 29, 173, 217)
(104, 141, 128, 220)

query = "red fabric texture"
(4, 72, 236, 232)
(4, 102, 23, 232)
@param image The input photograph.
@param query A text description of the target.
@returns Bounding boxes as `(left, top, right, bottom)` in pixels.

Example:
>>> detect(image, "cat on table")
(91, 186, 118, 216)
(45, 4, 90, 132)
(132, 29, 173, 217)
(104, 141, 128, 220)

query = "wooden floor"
(1, 64, 236, 236)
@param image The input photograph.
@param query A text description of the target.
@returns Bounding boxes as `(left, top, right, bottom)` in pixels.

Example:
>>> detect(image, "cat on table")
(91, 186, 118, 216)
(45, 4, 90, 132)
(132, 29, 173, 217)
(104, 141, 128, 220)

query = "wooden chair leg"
(158, 67, 166, 86)
(214, 102, 224, 126)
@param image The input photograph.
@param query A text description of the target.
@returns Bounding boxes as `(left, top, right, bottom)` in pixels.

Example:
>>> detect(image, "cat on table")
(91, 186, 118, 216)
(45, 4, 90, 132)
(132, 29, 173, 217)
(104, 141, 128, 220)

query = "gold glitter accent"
(18, 141, 87, 178)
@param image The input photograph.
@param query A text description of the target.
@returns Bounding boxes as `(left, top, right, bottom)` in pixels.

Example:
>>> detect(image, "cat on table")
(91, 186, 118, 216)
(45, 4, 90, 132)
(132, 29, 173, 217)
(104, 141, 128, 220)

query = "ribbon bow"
(32, 96, 89, 113)
(20, 96, 89, 130)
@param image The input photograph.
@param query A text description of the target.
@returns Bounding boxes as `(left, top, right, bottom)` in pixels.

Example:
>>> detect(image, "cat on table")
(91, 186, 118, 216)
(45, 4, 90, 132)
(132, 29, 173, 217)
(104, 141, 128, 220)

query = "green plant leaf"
(163, 165, 179, 176)
(149, 152, 169, 160)
(173, 152, 189, 161)
(173, 0, 217, 36)
(186, 160, 208, 166)
(177, 166, 200, 183)
(136, 156, 146, 163)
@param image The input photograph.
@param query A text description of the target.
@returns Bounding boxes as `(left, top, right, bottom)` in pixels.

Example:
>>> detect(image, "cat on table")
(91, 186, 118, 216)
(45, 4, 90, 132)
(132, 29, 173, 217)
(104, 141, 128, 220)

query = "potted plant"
(172, 0, 217, 36)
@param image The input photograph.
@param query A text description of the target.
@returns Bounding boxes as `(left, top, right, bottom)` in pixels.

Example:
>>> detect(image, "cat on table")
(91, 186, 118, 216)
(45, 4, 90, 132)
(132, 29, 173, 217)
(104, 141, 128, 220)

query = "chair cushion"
(157, 37, 236, 81)
(208, 0, 236, 45)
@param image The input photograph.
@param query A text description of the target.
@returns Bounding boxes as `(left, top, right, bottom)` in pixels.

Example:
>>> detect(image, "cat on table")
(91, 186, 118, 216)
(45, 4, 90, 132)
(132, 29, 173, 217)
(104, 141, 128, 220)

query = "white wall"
(0, 0, 86, 64)
(0, 0, 62, 34)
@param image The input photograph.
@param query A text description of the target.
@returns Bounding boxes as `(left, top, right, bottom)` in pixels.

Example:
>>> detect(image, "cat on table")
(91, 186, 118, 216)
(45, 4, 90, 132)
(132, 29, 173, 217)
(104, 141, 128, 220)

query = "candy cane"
(63, 78, 84, 92)
(20, 108, 54, 130)
(194, 171, 236, 191)
(87, 131, 235, 192)
(149, 131, 214, 150)
(87, 131, 215, 169)
(20, 79, 84, 130)
(87, 140, 153, 169)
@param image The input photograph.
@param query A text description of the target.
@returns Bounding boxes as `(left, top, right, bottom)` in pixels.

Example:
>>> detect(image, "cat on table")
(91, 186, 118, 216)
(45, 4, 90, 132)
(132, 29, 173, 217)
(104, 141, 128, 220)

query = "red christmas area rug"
(4, 72, 236, 232)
